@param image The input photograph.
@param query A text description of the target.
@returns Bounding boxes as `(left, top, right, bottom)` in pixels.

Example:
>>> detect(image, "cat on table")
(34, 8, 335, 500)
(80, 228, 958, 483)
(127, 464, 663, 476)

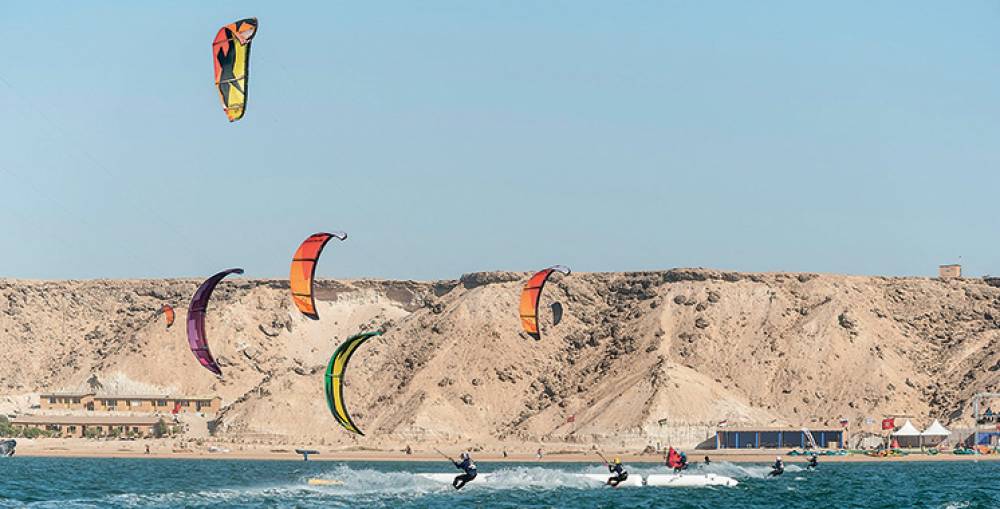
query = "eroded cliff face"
(2, 270, 999, 448)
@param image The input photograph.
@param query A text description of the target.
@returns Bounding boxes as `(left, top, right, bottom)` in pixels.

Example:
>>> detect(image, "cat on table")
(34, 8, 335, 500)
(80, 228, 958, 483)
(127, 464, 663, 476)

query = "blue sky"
(1, 1, 998, 280)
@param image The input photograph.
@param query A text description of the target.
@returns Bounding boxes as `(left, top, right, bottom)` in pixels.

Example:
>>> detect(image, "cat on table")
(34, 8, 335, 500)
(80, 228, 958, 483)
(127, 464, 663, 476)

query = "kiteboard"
(645, 473, 738, 487)
(577, 473, 644, 488)
(416, 473, 492, 483)
(307, 479, 343, 486)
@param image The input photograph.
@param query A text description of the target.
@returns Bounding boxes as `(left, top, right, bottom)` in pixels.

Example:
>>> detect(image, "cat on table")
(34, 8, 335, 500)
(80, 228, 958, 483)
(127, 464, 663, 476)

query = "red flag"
(839, 418, 850, 428)
(172, 402, 181, 415)
(666, 447, 681, 468)
(881, 418, 895, 430)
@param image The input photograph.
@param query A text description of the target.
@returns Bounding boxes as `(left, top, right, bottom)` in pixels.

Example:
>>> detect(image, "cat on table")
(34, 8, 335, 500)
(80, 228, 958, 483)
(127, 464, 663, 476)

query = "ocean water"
(1, 457, 998, 508)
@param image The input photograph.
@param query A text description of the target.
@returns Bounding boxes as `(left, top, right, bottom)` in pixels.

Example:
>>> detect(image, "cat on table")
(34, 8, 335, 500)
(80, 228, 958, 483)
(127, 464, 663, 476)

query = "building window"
(49, 397, 56, 404)
(180, 401, 190, 407)
(72, 398, 80, 404)
(156, 400, 167, 407)
(131, 400, 143, 407)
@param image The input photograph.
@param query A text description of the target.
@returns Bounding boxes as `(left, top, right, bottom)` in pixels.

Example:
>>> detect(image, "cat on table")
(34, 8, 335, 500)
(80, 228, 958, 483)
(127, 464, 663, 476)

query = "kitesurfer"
(768, 456, 785, 477)
(678, 452, 689, 471)
(452, 452, 478, 490)
(704, 455, 711, 465)
(606, 457, 629, 487)
(807, 454, 818, 470)
(0, 439, 15, 457)
(665, 446, 684, 472)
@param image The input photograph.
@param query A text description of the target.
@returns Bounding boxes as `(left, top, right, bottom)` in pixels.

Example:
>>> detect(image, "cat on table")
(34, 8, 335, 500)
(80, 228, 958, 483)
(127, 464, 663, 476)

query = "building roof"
(12, 415, 161, 425)
(92, 395, 220, 401)
(717, 427, 844, 432)
(40, 393, 219, 401)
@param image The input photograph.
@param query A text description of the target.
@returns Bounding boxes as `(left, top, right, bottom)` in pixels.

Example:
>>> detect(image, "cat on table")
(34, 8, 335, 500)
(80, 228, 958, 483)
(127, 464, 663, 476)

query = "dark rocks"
(459, 272, 523, 289)
(838, 312, 857, 330)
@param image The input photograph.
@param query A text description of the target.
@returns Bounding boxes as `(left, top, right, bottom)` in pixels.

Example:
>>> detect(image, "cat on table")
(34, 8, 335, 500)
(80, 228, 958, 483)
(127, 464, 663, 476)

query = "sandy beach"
(10, 438, 999, 464)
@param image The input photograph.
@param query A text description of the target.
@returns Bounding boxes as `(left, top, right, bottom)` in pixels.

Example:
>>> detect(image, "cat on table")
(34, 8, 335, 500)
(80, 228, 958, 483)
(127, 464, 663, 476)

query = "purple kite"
(187, 268, 244, 376)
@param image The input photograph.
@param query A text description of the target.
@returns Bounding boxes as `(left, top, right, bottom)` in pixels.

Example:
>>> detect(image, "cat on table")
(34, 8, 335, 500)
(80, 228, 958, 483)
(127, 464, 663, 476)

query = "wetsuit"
(607, 463, 628, 487)
(768, 459, 785, 477)
(807, 456, 818, 470)
(452, 457, 478, 490)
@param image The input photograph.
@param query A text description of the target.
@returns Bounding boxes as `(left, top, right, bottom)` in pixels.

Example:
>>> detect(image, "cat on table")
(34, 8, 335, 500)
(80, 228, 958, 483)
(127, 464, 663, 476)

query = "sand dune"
(1, 269, 997, 450)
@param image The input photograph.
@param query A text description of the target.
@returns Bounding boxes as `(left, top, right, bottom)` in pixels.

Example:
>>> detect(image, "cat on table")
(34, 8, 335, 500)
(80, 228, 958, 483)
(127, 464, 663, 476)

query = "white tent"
(921, 420, 950, 436)
(921, 420, 951, 447)
(892, 420, 921, 436)
(892, 420, 922, 448)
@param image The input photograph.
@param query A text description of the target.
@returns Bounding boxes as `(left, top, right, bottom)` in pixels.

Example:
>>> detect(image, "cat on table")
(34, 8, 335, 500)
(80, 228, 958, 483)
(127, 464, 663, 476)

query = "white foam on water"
(655, 461, 771, 479)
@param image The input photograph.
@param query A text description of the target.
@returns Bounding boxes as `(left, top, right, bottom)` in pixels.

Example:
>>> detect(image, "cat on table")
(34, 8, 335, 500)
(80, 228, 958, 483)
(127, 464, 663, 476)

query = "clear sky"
(1, 1, 998, 280)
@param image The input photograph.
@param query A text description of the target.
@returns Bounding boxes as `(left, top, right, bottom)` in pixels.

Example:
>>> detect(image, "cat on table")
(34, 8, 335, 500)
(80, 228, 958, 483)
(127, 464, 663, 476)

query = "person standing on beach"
(536, 447, 543, 460)
(452, 452, 478, 490)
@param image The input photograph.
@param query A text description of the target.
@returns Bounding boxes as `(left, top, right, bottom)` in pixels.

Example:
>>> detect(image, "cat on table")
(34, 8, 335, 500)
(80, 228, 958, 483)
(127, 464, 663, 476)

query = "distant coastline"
(10, 439, 1000, 464)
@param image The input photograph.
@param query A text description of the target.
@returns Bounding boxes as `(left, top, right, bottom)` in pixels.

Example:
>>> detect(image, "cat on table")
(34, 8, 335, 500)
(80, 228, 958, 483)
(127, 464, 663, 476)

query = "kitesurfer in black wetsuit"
(452, 452, 478, 490)
(606, 457, 628, 487)
(807, 454, 818, 470)
(768, 456, 785, 477)
(0, 440, 15, 457)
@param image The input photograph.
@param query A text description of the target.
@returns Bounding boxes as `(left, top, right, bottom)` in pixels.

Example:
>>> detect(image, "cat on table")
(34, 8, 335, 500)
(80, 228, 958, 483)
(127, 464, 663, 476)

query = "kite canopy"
(325, 331, 382, 435)
(187, 268, 244, 376)
(162, 304, 175, 329)
(212, 17, 258, 122)
(290, 232, 347, 320)
(518, 265, 571, 341)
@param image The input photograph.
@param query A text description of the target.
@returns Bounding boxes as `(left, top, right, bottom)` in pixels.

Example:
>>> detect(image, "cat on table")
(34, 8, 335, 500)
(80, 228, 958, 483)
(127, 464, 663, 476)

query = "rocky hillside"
(2, 270, 999, 449)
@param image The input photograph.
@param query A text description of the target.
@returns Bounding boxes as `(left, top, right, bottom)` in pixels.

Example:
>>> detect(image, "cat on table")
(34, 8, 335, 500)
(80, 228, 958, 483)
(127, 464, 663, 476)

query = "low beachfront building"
(40, 393, 221, 414)
(11, 415, 162, 438)
(40, 392, 95, 411)
(715, 427, 845, 449)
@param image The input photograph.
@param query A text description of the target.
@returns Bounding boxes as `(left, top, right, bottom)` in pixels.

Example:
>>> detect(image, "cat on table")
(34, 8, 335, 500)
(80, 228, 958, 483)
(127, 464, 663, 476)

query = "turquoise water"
(1, 457, 998, 508)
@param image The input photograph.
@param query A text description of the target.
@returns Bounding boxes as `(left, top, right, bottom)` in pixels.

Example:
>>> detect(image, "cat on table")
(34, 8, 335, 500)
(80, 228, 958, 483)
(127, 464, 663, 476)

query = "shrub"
(152, 419, 168, 439)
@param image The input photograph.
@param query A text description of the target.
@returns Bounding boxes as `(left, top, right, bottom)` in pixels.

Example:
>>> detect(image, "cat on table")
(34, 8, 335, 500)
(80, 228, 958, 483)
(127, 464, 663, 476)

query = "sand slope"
(1, 269, 998, 449)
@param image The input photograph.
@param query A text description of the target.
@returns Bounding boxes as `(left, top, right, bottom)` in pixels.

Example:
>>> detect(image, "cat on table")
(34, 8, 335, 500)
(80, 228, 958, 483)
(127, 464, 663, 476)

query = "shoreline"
(11, 441, 1000, 464)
